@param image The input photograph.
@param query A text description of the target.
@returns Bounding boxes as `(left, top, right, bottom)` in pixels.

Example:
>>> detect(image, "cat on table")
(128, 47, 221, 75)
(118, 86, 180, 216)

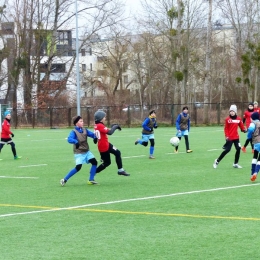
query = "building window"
(56, 31, 69, 45)
(82, 64, 86, 72)
(90, 63, 92, 71)
(39, 63, 66, 73)
(124, 75, 128, 84)
(81, 49, 85, 56)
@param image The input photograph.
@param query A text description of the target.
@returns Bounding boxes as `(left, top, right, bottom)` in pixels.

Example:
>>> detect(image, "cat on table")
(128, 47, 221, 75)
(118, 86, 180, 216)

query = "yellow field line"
(0, 204, 259, 221)
(0, 204, 59, 209)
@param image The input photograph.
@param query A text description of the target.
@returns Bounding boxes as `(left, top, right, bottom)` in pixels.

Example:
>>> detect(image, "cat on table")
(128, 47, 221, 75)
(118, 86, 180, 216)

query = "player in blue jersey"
(60, 115, 98, 186)
(175, 106, 192, 153)
(135, 110, 158, 159)
(246, 112, 260, 181)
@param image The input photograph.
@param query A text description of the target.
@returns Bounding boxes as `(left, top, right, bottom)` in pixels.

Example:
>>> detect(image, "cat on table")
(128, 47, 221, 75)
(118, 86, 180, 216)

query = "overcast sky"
(125, 0, 143, 13)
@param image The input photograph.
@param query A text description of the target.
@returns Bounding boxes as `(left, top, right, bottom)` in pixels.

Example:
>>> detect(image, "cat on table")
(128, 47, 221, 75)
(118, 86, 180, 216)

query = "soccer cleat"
(60, 179, 66, 186)
(251, 173, 257, 182)
(241, 146, 246, 153)
(186, 150, 193, 153)
(118, 171, 130, 176)
(87, 180, 98, 185)
(233, 164, 242, 169)
(134, 139, 140, 145)
(174, 148, 178, 153)
(14, 156, 22, 160)
(149, 155, 155, 159)
(213, 159, 219, 169)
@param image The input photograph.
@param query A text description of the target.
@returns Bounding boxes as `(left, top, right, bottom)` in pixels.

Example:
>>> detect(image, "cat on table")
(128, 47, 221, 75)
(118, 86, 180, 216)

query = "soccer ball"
(170, 137, 180, 147)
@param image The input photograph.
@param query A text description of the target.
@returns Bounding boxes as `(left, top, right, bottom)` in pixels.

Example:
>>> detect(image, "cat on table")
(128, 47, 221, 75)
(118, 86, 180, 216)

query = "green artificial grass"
(0, 127, 259, 259)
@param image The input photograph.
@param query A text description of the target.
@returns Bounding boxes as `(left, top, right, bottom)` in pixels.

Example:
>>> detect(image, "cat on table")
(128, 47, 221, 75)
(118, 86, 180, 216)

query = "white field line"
(166, 152, 185, 154)
(122, 155, 146, 159)
(30, 139, 66, 142)
(1, 183, 259, 218)
(208, 149, 223, 151)
(0, 176, 39, 179)
(19, 164, 47, 168)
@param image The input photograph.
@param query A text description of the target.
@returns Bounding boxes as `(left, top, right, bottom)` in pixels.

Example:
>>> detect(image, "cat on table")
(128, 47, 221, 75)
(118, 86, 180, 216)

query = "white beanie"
(229, 104, 237, 114)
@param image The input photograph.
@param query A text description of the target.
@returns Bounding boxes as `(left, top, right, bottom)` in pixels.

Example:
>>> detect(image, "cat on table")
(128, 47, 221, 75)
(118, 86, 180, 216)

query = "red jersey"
(224, 116, 245, 141)
(1, 119, 12, 139)
(254, 107, 260, 113)
(243, 110, 254, 128)
(94, 122, 109, 152)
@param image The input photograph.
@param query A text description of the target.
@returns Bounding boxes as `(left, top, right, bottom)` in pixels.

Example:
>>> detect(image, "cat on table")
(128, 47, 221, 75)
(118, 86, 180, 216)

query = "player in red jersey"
(94, 110, 130, 176)
(241, 102, 254, 153)
(0, 111, 21, 160)
(253, 101, 260, 113)
(213, 104, 246, 169)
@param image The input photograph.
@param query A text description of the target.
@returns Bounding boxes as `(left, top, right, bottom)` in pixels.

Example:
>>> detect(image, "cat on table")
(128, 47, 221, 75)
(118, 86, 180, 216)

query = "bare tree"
(215, 0, 260, 101)
(3, 0, 125, 111)
(203, 0, 212, 124)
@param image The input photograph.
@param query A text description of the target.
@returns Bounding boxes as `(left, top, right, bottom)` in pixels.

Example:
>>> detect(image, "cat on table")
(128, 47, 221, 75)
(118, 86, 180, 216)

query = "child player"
(60, 115, 98, 186)
(241, 102, 254, 153)
(175, 106, 192, 153)
(0, 110, 21, 160)
(94, 110, 130, 176)
(254, 101, 260, 113)
(135, 109, 158, 159)
(246, 112, 260, 181)
(213, 104, 246, 169)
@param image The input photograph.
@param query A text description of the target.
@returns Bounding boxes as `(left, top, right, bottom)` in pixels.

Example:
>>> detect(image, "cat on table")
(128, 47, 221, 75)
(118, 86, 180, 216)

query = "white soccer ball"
(170, 136, 180, 147)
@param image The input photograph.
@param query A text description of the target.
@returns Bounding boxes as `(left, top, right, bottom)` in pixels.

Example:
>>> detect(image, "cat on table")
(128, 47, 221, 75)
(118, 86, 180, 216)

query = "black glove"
(154, 125, 158, 129)
(111, 124, 121, 131)
(93, 138, 98, 144)
(75, 143, 80, 149)
(11, 133, 14, 137)
(150, 128, 153, 132)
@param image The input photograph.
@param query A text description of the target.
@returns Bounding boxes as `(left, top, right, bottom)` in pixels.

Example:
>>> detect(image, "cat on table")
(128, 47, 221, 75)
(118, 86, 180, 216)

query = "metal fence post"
(194, 105, 197, 126)
(32, 109, 35, 128)
(171, 104, 174, 125)
(68, 107, 71, 127)
(217, 103, 221, 125)
(87, 107, 90, 127)
(127, 106, 131, 127)
(50, 107, 53, 128)
(107, 106, 110, 126)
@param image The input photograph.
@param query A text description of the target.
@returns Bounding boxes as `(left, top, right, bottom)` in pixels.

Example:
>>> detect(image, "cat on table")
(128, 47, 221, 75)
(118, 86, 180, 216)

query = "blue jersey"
(142, 117, 157, 132)
(67, 126, 95, 145)
(176, 112, 190, 131)
(247, 120, 259, 139)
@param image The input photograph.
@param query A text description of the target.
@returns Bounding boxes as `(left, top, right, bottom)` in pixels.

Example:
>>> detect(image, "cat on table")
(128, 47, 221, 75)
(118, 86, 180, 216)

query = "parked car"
(122, 105, 148, 112)
(194, 102, 203, 108)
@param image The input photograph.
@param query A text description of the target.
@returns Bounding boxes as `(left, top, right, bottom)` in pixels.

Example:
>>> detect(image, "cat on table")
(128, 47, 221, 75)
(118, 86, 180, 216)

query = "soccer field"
(1, 126, 259, 259)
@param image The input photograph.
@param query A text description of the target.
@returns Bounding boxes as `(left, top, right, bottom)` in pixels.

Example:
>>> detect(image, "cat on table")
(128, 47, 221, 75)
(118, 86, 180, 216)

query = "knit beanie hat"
(229, 104, 237, 114)
(149, 110, 156, 115)
(72, 115, 82, 125)
(94, 110, 106, 122)
(4, 110, 11, 117)
(251, 112, 259, 121)
(249, 102, 254, 107)
(182, 106, 188, 111)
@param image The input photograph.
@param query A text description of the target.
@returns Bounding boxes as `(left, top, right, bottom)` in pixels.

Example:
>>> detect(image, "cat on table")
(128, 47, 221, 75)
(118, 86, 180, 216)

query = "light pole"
(75, 0, 81, 115)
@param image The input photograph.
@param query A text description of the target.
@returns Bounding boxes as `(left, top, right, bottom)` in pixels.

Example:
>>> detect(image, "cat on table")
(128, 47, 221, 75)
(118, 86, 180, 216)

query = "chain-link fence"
(10, 102, 250, 128)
